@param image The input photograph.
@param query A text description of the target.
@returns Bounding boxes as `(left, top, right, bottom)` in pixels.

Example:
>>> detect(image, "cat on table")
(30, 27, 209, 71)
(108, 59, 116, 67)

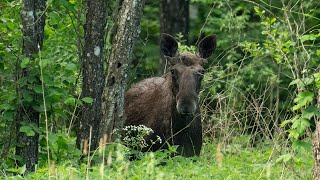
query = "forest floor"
(2, 135, 313, 179)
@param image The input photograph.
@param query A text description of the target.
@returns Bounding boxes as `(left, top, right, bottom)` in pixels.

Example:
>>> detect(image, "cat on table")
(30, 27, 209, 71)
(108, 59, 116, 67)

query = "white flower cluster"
(150, 135, 163, 145)
(113, 125, 153, 134)
(113, 125, 162, 150)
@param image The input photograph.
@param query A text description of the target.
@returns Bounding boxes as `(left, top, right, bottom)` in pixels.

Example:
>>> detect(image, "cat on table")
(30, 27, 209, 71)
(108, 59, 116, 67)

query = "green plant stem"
(39, 44, 50, 178)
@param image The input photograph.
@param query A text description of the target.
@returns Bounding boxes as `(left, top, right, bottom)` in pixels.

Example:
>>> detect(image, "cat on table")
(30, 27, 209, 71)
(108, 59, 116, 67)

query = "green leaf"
(292, 104, 301, 111)
(254, 6, 265, 17)
(300, 118, 311, 130)
(289, 79, 301, 86)
(64, 97, 76, 106)
(69, 0, 76, 4)
(82, 97, 93, 103)
(76, 99, 83, 106)
(22, 91, 33, 102)
(302, 105, 319, 119)
(48, 133, 58, 146)
(6, 165, 26, 174)
(0, 103, 14, 110)
(57, 136, 68, 150)
(57, 0, 76, 12)
(270, 17, 276, 24)
(276, 154, 292, 163)
(293, 91, 314, 111)
(300, 34, 317, 42)
(21, 57, 30, 68)
(292, 140, 312, 152)
(315, 73, 320, 88)
(29, 123, 41, 134)
(5, 168, 20, 173)
(283, 40, 295, 47)
(20, 126, 35, 136)
(48, 11, 60, 25)
(40, 58, 49, 68)
(26, 76, 37, 84)
(292, 118, 310, 135)
(65, 63, 77, 71)
(33, 105, 43, 112)
(34, 85, 43, 94)
(19, 165, 26, 174)
(288, 129, 299, 139)
(280, 119, 292, 127)
(3, 110, 14, 119)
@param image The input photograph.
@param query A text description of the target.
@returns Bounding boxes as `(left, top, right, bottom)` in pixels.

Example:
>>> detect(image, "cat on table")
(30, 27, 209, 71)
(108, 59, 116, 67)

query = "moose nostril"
(177, 102, 196, 114)
(181, 107, 189, 114)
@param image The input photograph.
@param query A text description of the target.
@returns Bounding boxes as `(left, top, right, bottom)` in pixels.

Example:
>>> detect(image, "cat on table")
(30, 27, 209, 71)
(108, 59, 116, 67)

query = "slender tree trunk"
(313, 89, 320, 179)
(159, 0, 189, 73)
(76, 0, 108, 150)
(100, 0, 145, 141)
(16, 0, 46, 172)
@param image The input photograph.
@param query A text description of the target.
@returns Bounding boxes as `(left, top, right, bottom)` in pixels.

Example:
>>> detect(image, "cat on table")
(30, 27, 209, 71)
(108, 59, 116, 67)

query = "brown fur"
(124, 34, 216, 156)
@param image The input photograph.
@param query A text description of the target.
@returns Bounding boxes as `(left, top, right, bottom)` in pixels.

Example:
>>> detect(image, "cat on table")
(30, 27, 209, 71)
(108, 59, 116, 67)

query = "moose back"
(124, 33, 216, 157)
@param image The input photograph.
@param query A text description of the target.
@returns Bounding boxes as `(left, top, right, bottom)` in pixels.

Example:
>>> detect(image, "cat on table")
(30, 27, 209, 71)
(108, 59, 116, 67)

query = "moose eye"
(170, 69, 179, 80)
(170, 69, 175, 75)
(196, 70, 205, 80)
(197, 70, 205, 76)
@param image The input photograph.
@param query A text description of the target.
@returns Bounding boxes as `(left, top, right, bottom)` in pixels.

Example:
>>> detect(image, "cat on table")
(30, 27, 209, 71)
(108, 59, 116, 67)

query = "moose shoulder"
(124, 34, 216, 157)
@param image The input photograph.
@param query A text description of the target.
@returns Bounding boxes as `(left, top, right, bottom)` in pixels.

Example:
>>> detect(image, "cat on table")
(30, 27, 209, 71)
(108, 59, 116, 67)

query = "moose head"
(160, 33, 217, 115)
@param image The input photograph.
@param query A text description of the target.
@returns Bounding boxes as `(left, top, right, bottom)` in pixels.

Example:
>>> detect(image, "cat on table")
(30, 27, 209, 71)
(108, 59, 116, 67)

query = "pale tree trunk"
(101, 0, 146, 140)
(77, 0, 107, 150)
(16, 0, 46, 172)
(159, 0, 189, 73)
(313, 89, 320, 179)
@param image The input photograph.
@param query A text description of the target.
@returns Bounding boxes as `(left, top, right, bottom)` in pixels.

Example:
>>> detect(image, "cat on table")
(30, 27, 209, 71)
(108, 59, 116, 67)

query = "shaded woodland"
(0, 0, 319, 179)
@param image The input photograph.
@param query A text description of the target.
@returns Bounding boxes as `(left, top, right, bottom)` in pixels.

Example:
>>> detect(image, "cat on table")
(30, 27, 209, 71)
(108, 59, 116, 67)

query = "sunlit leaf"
(300, 34, 317, 42)
(276, 154, 292, 163)
(64, 97, 76, 106)
(280, 119, 292, 127)
(82, 97, 93, 103)
(21, 57, 30, 68)
(20, 126, 35, 136)
(293, 91, 314, 110)
(65, 63, 77, 71)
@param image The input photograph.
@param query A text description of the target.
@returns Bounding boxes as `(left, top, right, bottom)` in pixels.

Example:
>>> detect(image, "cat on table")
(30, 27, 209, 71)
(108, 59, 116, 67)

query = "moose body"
(124, 34, 216, 157)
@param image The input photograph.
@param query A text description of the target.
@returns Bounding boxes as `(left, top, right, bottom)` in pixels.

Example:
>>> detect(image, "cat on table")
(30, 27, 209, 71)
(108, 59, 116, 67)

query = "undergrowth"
(1, 135, 313, 179)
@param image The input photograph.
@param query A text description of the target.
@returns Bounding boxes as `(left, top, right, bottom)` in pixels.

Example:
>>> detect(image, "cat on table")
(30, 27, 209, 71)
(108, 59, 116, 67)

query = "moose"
(124, 33, 216, 157)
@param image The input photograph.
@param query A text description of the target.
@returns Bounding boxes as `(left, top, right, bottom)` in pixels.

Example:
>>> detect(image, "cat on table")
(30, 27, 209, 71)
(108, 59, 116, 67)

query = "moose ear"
(197, 35, 217, 59)
(160, 33, 178, 57)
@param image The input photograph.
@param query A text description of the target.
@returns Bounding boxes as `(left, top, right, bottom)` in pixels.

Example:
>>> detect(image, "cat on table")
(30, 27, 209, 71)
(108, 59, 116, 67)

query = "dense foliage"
(0, 0, 319, 178)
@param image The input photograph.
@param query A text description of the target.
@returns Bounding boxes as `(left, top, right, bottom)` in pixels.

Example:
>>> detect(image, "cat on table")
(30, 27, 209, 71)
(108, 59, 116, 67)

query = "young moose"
(124, 34, 216, 157)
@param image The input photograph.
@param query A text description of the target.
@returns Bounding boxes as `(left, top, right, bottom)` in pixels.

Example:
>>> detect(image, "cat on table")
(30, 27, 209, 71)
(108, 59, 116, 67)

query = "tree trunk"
(100, 0, 146, 141)
(314, 122, 320, 179)
(159, 0, 189, 73)
(313, 89, 320, 179)
(16, 0, 46, 172)
(76, 0, 108, 151)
